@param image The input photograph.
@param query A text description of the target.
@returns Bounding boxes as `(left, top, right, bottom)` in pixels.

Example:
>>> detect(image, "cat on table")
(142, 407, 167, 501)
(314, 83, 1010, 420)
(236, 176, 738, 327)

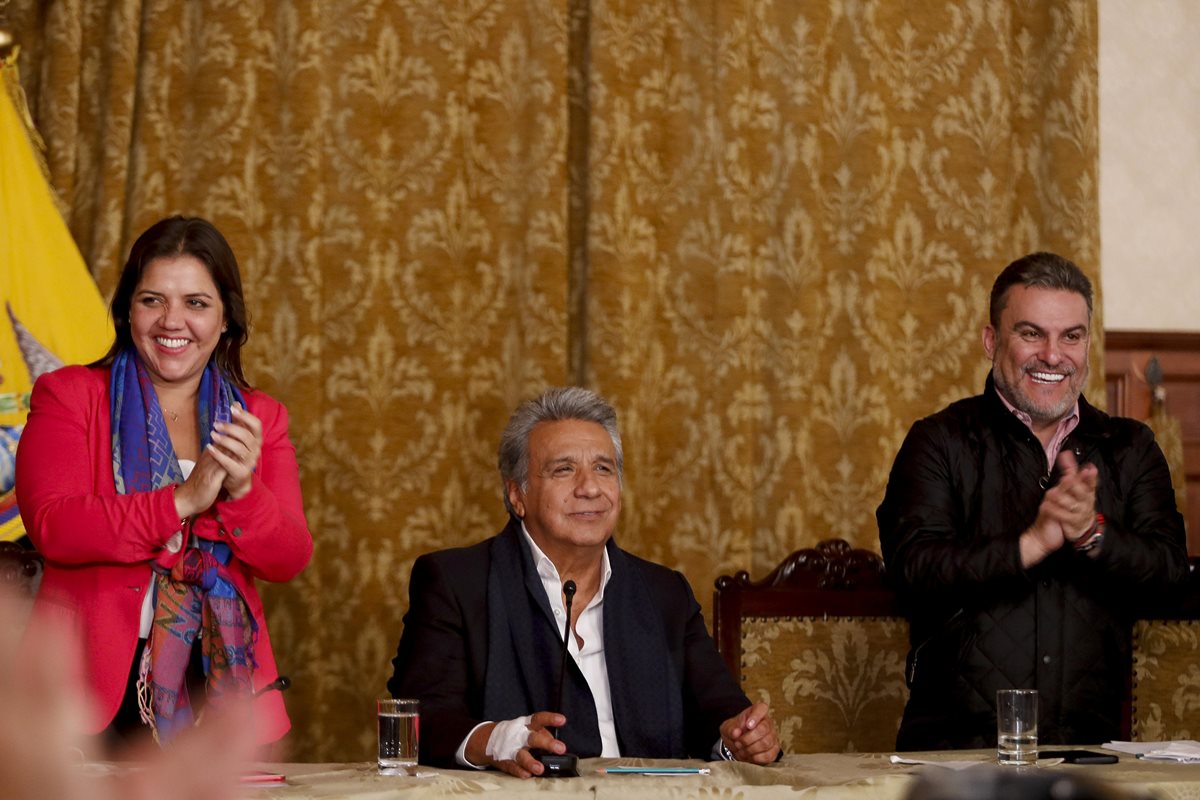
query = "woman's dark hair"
(93, 216, 250, 387)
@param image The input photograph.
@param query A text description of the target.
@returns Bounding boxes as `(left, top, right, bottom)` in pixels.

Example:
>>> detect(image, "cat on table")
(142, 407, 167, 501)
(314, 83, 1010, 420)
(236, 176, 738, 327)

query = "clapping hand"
(172, 403, 263, 520)
(1045, 451, 1099, 543)
(1021, 450, 1098, 567)
(206, 403, 263, 500)
(174, 447, 228, 520)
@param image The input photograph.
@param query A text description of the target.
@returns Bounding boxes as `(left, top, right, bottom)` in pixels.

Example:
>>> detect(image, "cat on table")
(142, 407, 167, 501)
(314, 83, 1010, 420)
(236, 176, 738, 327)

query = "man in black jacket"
(389, 387, 780, 775)
(878, 252, 1187, 750)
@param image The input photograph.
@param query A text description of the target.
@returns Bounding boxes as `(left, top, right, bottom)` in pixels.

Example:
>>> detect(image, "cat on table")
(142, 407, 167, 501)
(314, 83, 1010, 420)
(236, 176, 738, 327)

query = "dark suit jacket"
(387, 519, 750, 766)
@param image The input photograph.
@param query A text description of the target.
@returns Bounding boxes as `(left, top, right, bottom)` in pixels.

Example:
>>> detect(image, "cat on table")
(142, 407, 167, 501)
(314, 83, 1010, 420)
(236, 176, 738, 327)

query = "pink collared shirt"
(994, 387, 1080, 470)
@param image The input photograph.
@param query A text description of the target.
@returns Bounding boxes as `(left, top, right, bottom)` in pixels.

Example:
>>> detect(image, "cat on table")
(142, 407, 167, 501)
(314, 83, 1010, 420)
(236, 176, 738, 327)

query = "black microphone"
(532, 580, 579, 777)
(552, 581, 576, 718)
(252, 675, 292, 698)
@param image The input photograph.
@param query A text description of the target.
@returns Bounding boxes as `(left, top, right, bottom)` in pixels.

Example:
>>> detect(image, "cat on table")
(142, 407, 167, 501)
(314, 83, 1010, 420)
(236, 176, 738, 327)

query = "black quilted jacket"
(878, 374, 1187, 750)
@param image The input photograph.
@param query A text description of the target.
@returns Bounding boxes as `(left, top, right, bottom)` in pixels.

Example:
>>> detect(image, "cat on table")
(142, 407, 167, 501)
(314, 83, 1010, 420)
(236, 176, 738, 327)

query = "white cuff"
(455, 722, 492, 769)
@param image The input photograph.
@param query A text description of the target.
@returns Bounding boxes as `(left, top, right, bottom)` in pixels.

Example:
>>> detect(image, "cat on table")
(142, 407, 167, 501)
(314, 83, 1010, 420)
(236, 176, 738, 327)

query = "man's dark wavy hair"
(989, 252, 1093, 329)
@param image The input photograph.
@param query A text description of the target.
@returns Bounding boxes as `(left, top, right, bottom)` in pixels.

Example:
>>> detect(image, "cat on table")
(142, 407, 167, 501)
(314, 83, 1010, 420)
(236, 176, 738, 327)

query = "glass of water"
(378, 698, 419, 772)
(996, 689, 1038, 766)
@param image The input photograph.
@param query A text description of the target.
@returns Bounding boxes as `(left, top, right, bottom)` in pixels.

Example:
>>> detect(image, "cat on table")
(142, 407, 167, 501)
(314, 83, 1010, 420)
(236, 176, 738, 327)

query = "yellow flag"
(1, 47, 113, 539)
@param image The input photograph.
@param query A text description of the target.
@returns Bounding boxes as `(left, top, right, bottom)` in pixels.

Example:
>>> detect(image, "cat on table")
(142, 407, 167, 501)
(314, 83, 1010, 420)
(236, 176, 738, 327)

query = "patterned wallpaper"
(7, 0, 1100, 762)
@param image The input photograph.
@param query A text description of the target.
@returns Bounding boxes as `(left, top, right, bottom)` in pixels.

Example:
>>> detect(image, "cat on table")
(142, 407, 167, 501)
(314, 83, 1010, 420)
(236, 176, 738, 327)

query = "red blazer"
(16, 365, 313, 742)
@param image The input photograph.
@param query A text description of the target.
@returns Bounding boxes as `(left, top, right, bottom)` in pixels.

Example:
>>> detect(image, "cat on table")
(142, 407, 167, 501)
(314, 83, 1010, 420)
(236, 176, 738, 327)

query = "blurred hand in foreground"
(0, 589, 257, 800)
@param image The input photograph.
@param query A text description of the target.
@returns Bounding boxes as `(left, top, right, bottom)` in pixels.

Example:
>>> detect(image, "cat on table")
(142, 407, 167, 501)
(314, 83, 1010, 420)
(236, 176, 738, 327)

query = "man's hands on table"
(720, 702, 781, 764)
(466, 711, 566, 779)
(465, 702, 779, 778)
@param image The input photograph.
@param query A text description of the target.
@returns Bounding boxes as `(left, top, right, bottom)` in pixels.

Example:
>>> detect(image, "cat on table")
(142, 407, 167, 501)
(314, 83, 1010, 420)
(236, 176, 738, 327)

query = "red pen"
(240, 771, 286, 784)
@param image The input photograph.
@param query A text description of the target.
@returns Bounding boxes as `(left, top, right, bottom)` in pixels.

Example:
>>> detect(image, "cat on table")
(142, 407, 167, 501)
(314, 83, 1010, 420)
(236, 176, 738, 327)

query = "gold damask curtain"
(585, 0, 1102, 601)
(7, 0, 1099, 762)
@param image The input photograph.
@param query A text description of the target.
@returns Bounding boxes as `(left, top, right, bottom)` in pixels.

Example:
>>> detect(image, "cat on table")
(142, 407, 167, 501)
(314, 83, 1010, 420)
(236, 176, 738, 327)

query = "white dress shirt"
(522, 523, 619, 756)
(456, 523, 619, 766)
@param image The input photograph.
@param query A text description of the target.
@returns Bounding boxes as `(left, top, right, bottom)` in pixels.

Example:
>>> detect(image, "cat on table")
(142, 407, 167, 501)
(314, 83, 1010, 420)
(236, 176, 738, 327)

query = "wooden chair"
(1129, 559, 1200, 740)
(713, 538, 909, 753)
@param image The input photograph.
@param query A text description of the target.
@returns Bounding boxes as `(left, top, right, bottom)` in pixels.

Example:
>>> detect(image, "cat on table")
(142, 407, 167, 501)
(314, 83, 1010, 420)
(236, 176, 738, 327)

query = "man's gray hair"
(498, 386, 624, 517)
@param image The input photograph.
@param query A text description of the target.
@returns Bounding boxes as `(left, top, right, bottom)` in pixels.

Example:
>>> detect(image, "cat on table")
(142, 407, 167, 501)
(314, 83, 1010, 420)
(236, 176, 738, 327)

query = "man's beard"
(994, 361, 1086, 425)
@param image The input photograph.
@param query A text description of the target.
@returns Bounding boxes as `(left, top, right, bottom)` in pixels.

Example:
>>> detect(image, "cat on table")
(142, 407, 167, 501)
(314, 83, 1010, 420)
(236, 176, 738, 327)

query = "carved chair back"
(713, 538, 909, 754)
(1129, 560, 1200, 741)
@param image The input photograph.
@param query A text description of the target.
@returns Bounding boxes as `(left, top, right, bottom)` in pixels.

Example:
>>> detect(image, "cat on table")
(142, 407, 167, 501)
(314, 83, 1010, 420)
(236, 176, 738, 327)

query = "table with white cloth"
(236, 751, 1200, 799)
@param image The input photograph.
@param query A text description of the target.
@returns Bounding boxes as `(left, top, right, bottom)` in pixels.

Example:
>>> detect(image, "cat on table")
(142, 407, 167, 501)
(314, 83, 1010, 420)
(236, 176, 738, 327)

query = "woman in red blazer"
(16, 217, 312, 748)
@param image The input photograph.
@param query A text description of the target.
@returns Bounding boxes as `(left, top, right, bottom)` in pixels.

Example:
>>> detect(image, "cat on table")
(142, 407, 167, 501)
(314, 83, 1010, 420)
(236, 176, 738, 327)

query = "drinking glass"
(996, 689, 1038, 766)
(378, 698, 419, 772)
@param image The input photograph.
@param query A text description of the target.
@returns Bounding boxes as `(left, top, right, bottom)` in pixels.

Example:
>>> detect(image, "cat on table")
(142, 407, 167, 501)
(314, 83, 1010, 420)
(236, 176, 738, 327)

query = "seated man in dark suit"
(388, 387, 780, 777)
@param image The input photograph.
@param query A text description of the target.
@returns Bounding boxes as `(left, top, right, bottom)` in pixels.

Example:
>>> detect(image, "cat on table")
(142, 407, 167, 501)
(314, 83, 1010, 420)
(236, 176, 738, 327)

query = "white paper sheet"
(1104, 740, 1200, 762)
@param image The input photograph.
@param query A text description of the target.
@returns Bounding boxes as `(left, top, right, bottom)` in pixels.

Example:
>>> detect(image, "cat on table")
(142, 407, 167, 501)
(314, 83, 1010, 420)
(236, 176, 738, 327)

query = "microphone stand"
(252, 675, 292, 698)
(532, 580, 580, 777)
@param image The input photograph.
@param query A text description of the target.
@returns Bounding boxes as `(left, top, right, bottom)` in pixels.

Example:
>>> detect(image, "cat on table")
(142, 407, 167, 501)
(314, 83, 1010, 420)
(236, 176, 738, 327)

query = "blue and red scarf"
(109, 347, 257, 742)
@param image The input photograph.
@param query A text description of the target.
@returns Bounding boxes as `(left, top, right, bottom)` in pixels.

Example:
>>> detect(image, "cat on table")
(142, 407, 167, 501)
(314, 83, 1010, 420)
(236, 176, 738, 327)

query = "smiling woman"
(14, 217, 313, 753)
(120, 255, 229, 461)
(130, 256, 227, 401)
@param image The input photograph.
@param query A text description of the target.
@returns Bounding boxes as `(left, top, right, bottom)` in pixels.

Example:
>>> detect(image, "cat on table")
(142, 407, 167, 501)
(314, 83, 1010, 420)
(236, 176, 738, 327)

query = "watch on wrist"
(1074, 513, 1105, 553)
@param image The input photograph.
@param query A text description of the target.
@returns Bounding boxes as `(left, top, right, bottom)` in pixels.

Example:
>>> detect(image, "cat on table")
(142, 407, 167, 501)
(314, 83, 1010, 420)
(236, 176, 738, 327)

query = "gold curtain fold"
(8, 0, 1098, 762)
(582, 0, 1102, 605)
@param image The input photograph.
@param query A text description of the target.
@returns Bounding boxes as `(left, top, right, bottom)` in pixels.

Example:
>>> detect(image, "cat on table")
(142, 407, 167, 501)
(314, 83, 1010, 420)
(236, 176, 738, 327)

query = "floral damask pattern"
(742, 617, 909, 753)
(1133, 620, 1200, 742)
(584, 0, 1101, 631)
(9, 0, 1098, 761)
(11, 0, 569, 762)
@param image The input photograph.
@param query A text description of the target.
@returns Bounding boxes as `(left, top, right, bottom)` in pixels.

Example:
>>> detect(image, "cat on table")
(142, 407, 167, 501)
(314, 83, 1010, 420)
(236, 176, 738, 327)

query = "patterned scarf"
(109, 347, 257, 743)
